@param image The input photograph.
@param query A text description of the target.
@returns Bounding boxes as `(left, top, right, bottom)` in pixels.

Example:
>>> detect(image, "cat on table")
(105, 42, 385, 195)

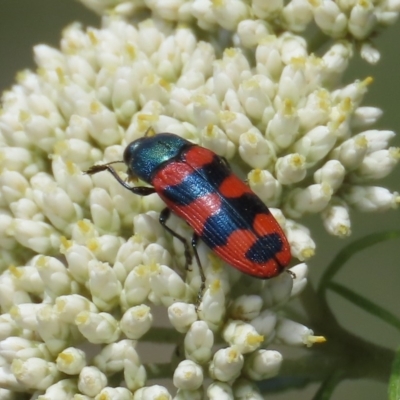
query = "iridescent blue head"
(123, 133, 191, 183)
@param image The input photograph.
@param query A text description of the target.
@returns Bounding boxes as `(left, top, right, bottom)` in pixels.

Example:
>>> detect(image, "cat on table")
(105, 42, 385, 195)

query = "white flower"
(209, 346, 244, 381)
(184, 321, 214, 364)
(0, 1, 398, 396)
(96, 386, 135, 400)
(120, 305, 153, 339)
(11, 357, 60, 390)
(289, 263, 309, 297)
(36, 378, 78, 400)
(78, 366, 107, 397)
(275, 318, 326, 347)
(133, 385, 171, 400)
(56, 347, 87, 375)
(168, 302, 198, 333)
(228, 294, 263, 320)
(173, 359, 203, 390)
(207, 381, 234, 400)
(222, 320, 264, 354)
(196, 278, 225, 324)
(322, 198, 351, 237)
(75, 311, 120, 344)
(243, 349, 282, 380)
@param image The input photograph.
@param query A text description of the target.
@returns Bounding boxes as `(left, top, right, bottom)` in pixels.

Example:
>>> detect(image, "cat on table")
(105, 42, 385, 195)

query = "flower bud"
(96, 387, 134, 400)
(207, 381, 234, 400)
(89, 187, 121, 233)
(78, 366, 107, 397)
(275, 318, 325, 347)
(342, 185, 400, 212)
(56, 294, 98, 324)
(289, 263, 309, 297)
(56, 347, 87, 375)
(121, 265, 152, 309)
(239, 129, 275, 169)
(36, 305, 71, 355)
(8, 219, 60, 254)
(312, 0, 348, 38)
(120, 305, 153, 339)
(350, 148, 400, 182)
(285, 220, 316, 261)
(284, 183, 333, 218)
(222, 320, 263, 354)
(75, 311, 120, 344)
(124, 344, 146, 391)
(88, 260, 122, 311)
(233, 378, 263, 399)
(12, 357, 60, 391)
(236, 19, 271, 48)
(200, 124, 235, 159)
(93, 339, 137, 375)
(248, 169, 282, 206)
(314, 160, 345, 191)
(293, 125, 336, 166)
(133, 385, 171, 400)
(198, 280, 226, 331)
(209, 346, 244, 382)
(250, 310, 277, 342)
(184, 321, 214, 364)
(243, 349, 282, 380)
(275, 153, 306, 185)
(351, 107, 383, 130)
(229, 295, 263, 321)
(149, 264, 194, 306)
(282, 0, 313, 32)
(173, 360, 203, 390)
(348, 1, 376, 40)
(321, 198, 351, 237)
(168, 302, 197, 333)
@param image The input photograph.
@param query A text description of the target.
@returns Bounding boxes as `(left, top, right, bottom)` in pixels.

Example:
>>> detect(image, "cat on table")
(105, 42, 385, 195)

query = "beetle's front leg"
(85, 164, 155, 196)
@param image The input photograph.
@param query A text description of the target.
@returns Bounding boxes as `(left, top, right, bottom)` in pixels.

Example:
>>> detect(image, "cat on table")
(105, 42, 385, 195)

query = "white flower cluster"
(80, 0, 400, 63)
(0, 2, 398, 399)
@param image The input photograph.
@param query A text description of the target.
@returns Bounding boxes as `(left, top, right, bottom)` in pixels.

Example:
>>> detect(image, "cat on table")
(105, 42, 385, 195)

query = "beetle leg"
(192, 233, 206, 303)
(286, 269, 296, 279)
(159, 209, 206, 303)
(85, 164, 155, 196)
(159, 208, 193, 269)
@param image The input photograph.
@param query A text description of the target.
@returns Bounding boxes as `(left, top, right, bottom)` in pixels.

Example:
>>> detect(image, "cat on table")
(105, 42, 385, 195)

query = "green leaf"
(328, 281, 400, 332)
(389, 348, 400, 400)
(318, 231, 400, 296)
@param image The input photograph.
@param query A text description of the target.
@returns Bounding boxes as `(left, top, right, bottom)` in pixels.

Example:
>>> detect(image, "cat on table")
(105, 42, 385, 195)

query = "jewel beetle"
(86, 131, 291, 292)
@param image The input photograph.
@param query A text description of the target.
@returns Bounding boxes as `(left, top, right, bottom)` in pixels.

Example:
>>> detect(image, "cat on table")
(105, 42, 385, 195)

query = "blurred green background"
(0, 1, 399, 399)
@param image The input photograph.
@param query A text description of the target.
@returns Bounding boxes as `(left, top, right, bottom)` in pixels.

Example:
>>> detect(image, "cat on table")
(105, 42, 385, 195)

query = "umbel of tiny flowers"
(0, 0, 399, 399)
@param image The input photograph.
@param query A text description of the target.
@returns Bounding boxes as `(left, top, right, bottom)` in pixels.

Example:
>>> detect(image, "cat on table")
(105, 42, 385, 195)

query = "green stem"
(297, 279, 394, 386)
(141, 327, 183, 343)
(281, 331, 394, 383)
(300, 281, 341, 335)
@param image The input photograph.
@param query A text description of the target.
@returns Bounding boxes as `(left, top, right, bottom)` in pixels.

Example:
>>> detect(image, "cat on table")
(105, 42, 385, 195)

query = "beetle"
(86, 131, 291, 294)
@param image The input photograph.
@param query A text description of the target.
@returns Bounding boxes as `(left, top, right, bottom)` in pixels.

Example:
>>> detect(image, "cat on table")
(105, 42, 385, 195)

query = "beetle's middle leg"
(159, 208, 206, 303)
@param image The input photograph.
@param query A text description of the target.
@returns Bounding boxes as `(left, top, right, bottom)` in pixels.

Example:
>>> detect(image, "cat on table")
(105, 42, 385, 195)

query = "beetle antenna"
(145, 126, 156, 138)
(84, 160, 124, 175)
